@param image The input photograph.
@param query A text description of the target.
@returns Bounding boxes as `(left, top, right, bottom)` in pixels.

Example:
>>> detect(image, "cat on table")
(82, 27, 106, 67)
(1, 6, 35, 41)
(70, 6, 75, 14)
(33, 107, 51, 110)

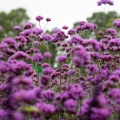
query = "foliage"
(0, 8, 29, 40)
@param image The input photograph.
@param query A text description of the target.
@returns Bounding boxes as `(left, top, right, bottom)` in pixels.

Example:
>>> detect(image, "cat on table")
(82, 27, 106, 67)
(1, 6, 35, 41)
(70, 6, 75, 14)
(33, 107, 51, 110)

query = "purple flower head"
(20, 29, 31, 36)
(68, 35, 83, 45)
(32, 27, 43, 35)
(107, 28, 117, 36)
(96, 93, 107, 107)
(2, 37, 16, 46)
(0, 61, 11, 73)
(68, 84, 83, 99)
(13, 89, 36, 103)
(12, 112, 24, 120)
(13, 90, 27, 102)
(86, 23, 98, 31)
(108, 88, 120, 100)
(57, 91, 70, 101)
(35, 15, 43, 21)
(43, 33, 52, 41)
(108, 38, 120, 47)
(0, 109, 7, 119)
(15, 36, 27, 43)
(63, 99, 77, 113)
(72, 45, 91, 67)
(72, 57, 85, 68)
(10, 60, 29, 75)
(91, 108, 111, 120)
(42, 67, 54, 75)
(34, 41, 40, 45)
(52, 29, 68, 42)
(62, 25, 68, 30)
(41, 63, 51, 68)
(56, 55, 67, 63)
(23, 22, 33, 29)
(40, 75, 51, 86)
(14, 25, 21, 31)
(67, 69, 75, 75)
(87, 64, 98, 75)
(78, 21, 86, 26)
(43, 52, 52, 59)
(97, 0, 114, 6)
(12, 76, 32, 86)
(9, 51, 31, 61)
(68, 29, 76, 35)
(46, 17, 51, 22)
(36, 102, 56, 114)
(98, 30, 104, 35)
(41, 90, 55, 101)
(77, 98, 92, 118)
(33, 53, 43, 62)
(113, 19, 120, 28)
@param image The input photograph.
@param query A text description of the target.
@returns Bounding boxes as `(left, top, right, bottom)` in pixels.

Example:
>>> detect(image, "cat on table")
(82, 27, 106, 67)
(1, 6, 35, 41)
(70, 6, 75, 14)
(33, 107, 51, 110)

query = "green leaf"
(32, 63, 43, 75)
(23, 106, 41, 113)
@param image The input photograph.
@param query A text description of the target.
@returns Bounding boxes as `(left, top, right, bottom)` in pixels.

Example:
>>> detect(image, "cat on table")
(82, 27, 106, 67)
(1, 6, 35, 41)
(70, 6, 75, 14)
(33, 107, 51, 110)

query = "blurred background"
(0, 0, 120, 35)
(0, 0, 120, 67)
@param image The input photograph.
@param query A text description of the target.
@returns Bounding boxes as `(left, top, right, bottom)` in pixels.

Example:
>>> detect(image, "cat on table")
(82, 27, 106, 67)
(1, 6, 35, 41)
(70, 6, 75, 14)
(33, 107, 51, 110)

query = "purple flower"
(23, 22, 33, 29)
(46, 18, 51, 22)
(32, 27, 43, 35)
(42, 67, 54, 75)
(98, 30, 104, 35)
(12, 76, 33, 85)
(40, 75, 51, 86)
(68, 35, 83, 45)
(41, 90, 55, 101)
(0, 109, 7, 118)
(67, 69, 75, 75)
(86, 23, 97, 31)
(68, 84, 83, 99)
(87, 64, 98, 75)
(0, 61, 11, 73)
(10, 60, 29, 75)
(63, 99, 77, 113)
(43, 33, 52, 41)
(108, 88, 120, 100)
(36, 102, 56, 114)
(9, 51, 31, 61)
(78, 21, 86, 26)
(43, 52, 52, 59)
(97, 0, 114, 6)
(34, 41, 40, 45)
(91, 108, 111, 120)
(107, 28, 117, 36)
(14, 25, 21, 31)
(113, 19, 120, 28)
(20, 29, 31, 36)
(57, 91, 70, 101)
(33, 53, 43, 62)
(56, 55, 67, 62)
(68, 29, 76, 35)
(35, 15, 43, 21)
(41, 63, 51, 68)
(51, 29, 68, 42)
(72, 45, 91, 67)
(2, 37, 16, 45)
(62, 25, 68, 30)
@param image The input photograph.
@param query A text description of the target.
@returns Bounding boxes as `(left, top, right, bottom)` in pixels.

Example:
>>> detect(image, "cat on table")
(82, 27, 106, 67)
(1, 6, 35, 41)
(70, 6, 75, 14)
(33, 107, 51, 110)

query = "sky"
(0, 0, 120, 30)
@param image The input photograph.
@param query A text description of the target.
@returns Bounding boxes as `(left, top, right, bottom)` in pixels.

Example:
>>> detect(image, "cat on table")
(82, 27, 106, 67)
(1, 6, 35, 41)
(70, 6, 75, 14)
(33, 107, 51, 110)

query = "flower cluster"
(0, 1, 120, 120)
(97, 0, 114, 6)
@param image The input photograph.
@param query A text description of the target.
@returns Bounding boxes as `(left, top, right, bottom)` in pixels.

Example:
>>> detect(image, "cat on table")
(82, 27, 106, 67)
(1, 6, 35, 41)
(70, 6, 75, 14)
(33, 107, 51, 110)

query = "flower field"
(0, 0, 120, 120)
